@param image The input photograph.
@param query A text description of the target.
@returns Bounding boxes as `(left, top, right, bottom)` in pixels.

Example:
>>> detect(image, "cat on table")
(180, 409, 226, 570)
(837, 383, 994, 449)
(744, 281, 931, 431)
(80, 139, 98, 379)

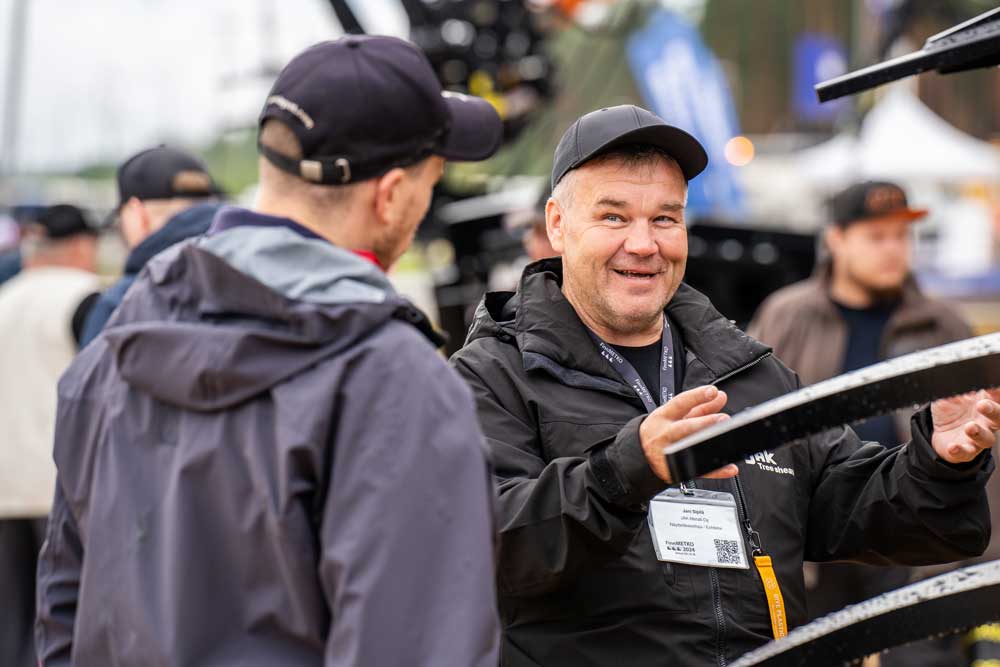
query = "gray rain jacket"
(36, 217, 500, 667)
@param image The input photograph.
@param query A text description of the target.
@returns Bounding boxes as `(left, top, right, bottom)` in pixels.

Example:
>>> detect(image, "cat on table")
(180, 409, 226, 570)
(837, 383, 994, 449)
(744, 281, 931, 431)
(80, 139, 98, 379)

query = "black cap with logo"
(110, 146, 221, 217)
(37, 204, 97, 239)
(830, 181, 928, 226)
(258, 35, 504, 185)
(551, 105, 708, 189)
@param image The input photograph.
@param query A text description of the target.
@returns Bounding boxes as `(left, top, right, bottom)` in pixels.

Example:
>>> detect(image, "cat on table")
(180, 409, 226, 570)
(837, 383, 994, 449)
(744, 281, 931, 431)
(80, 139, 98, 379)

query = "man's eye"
(604, 214, 623, 223)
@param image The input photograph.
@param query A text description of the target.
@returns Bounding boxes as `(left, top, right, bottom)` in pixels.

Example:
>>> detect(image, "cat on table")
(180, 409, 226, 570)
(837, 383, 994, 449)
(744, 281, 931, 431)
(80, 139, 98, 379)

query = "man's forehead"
(572, 160, 686, 202)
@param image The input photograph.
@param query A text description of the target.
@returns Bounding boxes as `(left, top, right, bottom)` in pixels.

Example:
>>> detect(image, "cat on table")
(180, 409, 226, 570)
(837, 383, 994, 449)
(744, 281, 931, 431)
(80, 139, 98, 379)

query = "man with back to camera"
(450, 104, 1000, 666)
(36, 35, 504, 667)
(79, 145, 223, 347)
(0, 204, 99, 667)
(748, 181, 980, 665)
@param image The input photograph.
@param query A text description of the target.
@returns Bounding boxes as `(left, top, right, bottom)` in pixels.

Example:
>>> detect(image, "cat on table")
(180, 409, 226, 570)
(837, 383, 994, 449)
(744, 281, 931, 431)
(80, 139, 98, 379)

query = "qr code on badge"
(714, 539, 741, 565)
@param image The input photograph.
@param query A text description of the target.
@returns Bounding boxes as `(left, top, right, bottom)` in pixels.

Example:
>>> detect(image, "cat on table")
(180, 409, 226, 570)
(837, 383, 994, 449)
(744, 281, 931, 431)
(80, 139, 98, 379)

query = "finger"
(702, 463, 740, 480)
(943, 423, 992, 462)
(984, 387, 1000, 404)
(975, 400, 1000, 431)
(657, 386, 722, 422)
(665, 412, 730, 443)
(966, 421, 997, 451)
(683, 390, 728, 419)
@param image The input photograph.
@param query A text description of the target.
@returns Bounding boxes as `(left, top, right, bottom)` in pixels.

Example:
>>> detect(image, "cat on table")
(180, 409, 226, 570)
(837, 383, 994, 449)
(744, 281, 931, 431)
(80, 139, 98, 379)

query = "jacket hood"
(124, 202, 220, 275)
(103, 224, 438, 412)
(467, 257, 770, 386)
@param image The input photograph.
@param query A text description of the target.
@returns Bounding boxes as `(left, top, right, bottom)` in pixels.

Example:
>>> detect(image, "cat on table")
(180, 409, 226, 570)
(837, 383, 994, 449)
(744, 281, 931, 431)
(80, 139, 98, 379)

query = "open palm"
(931, 388, 1000, 464)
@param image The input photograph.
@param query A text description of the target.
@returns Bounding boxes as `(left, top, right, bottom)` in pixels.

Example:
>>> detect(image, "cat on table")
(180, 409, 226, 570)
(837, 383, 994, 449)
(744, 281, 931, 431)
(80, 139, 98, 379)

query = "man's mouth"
(613, 269, 662, 280)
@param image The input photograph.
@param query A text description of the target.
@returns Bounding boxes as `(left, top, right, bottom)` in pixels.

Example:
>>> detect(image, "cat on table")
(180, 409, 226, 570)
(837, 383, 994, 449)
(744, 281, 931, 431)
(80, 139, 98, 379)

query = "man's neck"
(829, 269, 875, 309)
(254, 199, 376, 257)
(562, 281, 662, 346)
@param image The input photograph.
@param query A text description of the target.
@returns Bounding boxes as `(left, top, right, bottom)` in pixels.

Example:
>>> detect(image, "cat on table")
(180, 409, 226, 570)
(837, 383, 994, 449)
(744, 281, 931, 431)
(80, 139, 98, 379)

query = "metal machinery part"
(664, 332, 1000, 482)
(731, 560, 1000, 667)
(816, 7, 1000, 102)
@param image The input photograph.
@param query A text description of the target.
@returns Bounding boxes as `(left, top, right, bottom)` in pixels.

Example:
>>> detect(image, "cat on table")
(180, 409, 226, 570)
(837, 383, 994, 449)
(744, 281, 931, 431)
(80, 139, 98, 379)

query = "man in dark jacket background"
(37, 36, 504, 667)
(451, 105, 1000, 666)
(748, 181, 977, 665)
(79, 146, 223, 347)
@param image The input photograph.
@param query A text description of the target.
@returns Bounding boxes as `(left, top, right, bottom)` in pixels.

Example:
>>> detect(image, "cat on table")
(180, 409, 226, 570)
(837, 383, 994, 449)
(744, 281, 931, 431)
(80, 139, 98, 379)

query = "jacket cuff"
(595, 415, 668, 507)
(906, 407, 995, 482)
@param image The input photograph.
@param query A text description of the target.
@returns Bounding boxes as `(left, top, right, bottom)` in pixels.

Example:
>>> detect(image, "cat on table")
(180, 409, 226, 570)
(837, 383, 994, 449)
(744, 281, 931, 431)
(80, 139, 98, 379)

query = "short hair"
(551, 144, 683, 209)
(258, 119, 362, 208)
(258, 119, 431, 208)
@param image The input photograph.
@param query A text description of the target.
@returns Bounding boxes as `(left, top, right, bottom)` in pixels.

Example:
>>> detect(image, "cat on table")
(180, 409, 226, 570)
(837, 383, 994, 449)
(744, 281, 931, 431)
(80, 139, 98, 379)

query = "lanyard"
(589, 317, 675, 413)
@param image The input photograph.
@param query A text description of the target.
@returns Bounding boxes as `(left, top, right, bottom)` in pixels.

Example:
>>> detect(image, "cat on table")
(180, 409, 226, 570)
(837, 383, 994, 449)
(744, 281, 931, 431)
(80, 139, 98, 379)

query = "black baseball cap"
(830, 181, 928, 227)
(258, 35, 504, 185)
(551, 105, 708, 189)
(37, 204, 97, 239)
(110, 146, 221, 217)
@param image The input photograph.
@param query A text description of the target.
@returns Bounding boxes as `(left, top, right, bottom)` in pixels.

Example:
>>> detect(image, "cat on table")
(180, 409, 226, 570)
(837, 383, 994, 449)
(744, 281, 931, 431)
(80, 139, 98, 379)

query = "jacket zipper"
(711, 352, 772, 387)
(710, 568, 728, 667)
(708, 351, 768, 665)
(732, 476, 762, 556)
(688, 479, 729, 666)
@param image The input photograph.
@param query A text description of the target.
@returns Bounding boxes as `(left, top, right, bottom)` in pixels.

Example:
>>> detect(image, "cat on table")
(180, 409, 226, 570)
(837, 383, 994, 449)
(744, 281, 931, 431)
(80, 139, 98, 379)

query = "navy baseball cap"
(258, 35, 504, 185)
(551, 105, 708, 189)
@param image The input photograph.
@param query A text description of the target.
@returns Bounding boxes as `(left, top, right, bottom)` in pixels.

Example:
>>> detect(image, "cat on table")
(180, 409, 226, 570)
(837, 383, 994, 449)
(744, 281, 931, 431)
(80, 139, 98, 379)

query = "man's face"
(547, 157, 688, 339)
(827, 217, 913, 294)
(376, 156, 445, 269)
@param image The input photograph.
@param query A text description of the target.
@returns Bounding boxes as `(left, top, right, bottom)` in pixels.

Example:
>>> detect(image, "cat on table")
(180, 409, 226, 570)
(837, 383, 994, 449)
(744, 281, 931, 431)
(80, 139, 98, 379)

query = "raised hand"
(640, 386, 737, 483)
(930, 388, 1000, 464)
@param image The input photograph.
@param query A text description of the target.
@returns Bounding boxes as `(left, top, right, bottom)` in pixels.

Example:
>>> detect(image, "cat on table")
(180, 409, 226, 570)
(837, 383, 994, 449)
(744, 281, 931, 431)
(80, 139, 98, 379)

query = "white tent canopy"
(798, 87, 1000, 186)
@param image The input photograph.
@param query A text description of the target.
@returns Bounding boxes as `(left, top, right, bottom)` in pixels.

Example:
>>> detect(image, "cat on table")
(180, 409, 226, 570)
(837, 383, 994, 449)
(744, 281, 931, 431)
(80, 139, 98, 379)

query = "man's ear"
(373, 168, 408, 227)
(545, 197, 566, 254)
(120, 197, 151, 248)
(824, 225, 844, 256)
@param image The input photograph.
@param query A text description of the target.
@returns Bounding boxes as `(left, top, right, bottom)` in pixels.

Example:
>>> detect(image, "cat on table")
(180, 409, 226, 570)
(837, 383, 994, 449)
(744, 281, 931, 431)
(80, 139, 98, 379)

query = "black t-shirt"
(835, 300, 899, 446)
(610, 317, 686, 405)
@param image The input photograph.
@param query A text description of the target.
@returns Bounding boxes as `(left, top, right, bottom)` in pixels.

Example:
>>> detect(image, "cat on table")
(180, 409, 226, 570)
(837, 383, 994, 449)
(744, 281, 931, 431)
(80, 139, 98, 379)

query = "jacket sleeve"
(35, 481, 84, 667)
(452, 348, 667, 598)
(318, 334, 499, 667)
(805, 408, 994, 565)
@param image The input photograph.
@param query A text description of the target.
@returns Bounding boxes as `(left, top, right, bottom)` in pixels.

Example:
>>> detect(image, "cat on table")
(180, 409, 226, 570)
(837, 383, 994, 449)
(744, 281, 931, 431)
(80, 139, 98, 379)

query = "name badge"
(648, 488, 749, 569)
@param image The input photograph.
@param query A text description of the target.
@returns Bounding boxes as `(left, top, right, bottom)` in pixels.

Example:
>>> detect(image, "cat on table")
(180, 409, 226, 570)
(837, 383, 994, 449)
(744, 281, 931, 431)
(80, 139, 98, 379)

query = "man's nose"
(623, 222, 658, 256)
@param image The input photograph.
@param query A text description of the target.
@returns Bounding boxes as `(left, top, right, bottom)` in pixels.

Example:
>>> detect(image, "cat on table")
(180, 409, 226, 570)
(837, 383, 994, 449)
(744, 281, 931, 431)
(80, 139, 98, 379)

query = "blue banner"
(626, 9, 745, 219)
(793, 34, 848, 122)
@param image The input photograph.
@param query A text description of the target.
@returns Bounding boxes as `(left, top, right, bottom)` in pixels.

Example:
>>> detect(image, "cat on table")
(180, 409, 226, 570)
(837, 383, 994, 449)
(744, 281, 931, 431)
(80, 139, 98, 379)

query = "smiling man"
(450, 105, 1000, 666)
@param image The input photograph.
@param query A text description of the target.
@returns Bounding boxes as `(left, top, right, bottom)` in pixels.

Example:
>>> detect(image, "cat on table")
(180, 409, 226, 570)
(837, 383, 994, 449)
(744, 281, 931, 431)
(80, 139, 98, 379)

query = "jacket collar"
(478, 257, 771, 392)
(124, 202, 219, 275)
(809, 257, 942, 328)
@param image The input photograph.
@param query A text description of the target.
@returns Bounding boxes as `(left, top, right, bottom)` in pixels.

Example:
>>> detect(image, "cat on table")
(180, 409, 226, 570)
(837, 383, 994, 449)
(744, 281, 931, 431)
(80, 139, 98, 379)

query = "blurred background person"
(748, 180, 973, 666)
(0, 203, 99, 667)
(79, 145, 222, 347)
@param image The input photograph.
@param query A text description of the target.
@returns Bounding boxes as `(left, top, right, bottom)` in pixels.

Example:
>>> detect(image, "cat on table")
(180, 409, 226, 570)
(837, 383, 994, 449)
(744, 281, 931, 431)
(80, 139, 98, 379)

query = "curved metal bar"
(732, 560, 1000, 667)
(664, 332, 1000, 482)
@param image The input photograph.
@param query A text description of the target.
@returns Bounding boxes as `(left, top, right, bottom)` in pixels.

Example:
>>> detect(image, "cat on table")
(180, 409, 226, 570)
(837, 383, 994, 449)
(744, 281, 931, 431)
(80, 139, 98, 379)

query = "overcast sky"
(0, 0, 408, 172)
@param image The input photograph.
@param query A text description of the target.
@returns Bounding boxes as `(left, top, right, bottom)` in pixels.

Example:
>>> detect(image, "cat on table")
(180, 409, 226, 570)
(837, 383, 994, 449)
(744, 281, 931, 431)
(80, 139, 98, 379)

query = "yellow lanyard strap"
(754, 555, 788, 640)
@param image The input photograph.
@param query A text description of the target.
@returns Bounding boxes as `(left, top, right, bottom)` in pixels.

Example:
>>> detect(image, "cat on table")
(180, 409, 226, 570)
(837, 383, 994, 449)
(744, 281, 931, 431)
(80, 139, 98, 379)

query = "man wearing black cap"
(0, 204, 99, 667)
(37, 36, 503, 667)
(749, 181, 977, 666)
(451, 106, 999, 665)
(78, 145, 222, 347)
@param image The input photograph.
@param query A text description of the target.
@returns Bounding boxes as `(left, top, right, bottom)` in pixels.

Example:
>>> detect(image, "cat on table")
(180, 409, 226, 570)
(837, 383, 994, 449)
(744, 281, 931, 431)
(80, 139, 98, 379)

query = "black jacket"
(450, 258, 993, 667)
